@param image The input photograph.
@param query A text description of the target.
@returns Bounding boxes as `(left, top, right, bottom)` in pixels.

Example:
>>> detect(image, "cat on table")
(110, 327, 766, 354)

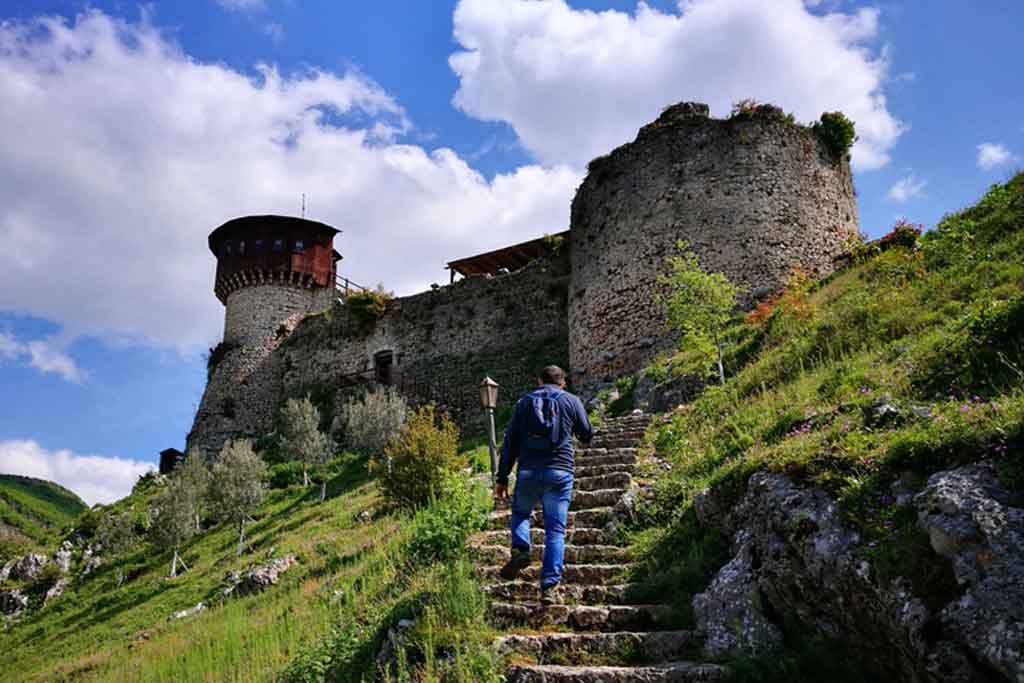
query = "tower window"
(239, 240, 246, 255)
(294, 240, 305, 253)
(273, 239, 284, 252)
(254, 239, 264, 251)
(224, 242, 233, 255)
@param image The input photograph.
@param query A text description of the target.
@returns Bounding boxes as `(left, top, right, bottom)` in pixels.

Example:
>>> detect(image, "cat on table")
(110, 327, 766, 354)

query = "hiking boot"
(540, 583, 566, 606)
(499, 546, 532, 580)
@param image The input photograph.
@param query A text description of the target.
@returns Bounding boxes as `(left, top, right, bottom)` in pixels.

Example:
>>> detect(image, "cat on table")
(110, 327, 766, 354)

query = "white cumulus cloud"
(0, 440, 154, 505)
(450, 0, 904, 170)
(976, 142, 1014, 171)
(0, 332, 85, 383)
(0, 11, 579, 353)
(887, 173, 926, 203)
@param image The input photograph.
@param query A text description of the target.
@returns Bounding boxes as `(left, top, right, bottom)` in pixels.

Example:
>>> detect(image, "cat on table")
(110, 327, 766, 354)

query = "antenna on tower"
(301, 193, 306, 218)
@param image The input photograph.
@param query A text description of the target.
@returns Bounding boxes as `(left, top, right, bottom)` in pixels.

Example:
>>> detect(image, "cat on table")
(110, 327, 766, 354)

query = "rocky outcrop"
(0, 589, 28, 618)
(169, 602, 207, 621)
(43, 578, 69, 607)
(6, 554, 49, 582)
(693, 463, 1022, 682)
(692, 530, 782, 658)
(222, 555, 297, 598)
(916, 462, 1024, 682)
(54, 541, 74, 573)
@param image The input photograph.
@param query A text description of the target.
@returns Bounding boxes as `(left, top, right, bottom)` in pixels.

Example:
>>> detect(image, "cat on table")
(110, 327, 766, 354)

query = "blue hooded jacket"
(496, 384, 593, 485)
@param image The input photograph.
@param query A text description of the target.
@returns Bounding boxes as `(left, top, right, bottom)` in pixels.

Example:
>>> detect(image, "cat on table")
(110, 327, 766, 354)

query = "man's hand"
(495, 483, 509, 501)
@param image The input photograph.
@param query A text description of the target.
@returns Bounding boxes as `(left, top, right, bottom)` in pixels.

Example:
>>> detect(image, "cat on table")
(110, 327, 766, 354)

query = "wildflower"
(972, 395, 984, 403)
(959, 404, 971, 414)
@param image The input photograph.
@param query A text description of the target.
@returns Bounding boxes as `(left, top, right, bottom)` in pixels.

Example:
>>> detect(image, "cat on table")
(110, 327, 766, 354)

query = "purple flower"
(959, 404, 971, 414)
(868, 542, 878, 549)
(972, 395, 984, 403)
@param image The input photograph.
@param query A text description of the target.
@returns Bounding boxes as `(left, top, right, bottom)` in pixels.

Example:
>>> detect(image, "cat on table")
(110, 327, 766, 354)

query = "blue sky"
(0, 0, 1021, 504)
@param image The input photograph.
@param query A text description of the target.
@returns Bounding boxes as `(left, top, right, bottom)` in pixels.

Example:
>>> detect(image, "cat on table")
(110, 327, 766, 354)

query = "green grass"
(0, 475, 87, 551)
(625, 173, 1024, 662)
(0, 449, 500, 682)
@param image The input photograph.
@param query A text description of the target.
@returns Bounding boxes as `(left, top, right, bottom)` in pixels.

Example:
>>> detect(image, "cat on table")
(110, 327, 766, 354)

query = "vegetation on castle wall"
(205, 340, 239, 378)
(344, 285, 393, 334)
(813, 111, 857, 160)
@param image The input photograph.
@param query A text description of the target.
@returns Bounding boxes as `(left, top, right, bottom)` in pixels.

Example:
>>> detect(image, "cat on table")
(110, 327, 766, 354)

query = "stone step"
(475, 527, 616, 547)
(488, 508, 613, 531)
(590, 437, 647, 449)
(576, 450, 639, 467)
(494, 489, 624, 512)
(576, 472, 633, 491)
(484, 581, 639, 605)
(474, 544, 632, 566)
(478, 563, 632, 586)
(495, 630, 698, 665)
(488, 602, 669, 632)
(576, 463, 637, 478)
(508, 662, 727, 683)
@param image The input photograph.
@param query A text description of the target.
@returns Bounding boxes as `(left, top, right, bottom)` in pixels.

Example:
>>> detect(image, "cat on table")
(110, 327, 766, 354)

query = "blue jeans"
(510, 468, 574, 589)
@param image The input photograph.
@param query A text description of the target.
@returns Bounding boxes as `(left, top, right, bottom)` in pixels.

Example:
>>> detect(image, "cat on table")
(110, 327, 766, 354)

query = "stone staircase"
(471, 413, 727, 682)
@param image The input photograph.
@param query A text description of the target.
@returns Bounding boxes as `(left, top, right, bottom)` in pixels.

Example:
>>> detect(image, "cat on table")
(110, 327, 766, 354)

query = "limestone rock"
(0, 559, 14, 583)
(8, 554, 49, 582)
(692, 531, 782, 657)
(79, 554, 102, 580)
(43, 578, 69, 606)
(169, 602, 206, 621)
(376, 618, 415, 670)
(699, 465, 1024, 682)
(916, 461, 1024, 682)
(0, 589, 28, 618)
(222, 555, 297, 598)
(55, 541, 74, 573)
(634, 373, 705, 414)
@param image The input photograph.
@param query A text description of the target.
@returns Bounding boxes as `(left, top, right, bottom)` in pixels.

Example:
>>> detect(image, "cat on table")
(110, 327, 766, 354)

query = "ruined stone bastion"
(187, 102, 859, 455)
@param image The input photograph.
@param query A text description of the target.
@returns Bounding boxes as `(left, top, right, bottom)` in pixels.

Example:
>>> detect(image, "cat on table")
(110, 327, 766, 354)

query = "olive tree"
(176, 449, 211, 532)
(279, 396, 331, 499)
(212, 440, 267, 556)
(147, 479, 196, 578)
(336, 386, 408, 459)
(659, 241, 743, 385)
(96, 510, 138, 586)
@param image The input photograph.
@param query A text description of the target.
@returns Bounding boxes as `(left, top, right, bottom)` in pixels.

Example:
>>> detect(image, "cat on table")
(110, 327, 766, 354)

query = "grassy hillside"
(620, 173, 1024, 677)
(0, 450, 497, 683)
(0, 475, 87, 546)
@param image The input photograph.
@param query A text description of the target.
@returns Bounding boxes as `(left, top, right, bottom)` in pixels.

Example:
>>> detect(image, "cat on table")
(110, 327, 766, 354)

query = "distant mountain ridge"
(0, 474, 87, 543)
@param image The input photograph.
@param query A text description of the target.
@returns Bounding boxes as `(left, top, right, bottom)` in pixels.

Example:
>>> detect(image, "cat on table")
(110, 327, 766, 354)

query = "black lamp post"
(479, 377, 500, 488)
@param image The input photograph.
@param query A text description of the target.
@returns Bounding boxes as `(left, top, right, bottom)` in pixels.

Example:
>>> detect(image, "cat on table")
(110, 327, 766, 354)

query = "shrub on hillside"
(877, 219, 923, 251)
(405, 477, 488, 566)
(335, 386, 408, 456)
(371, 405, 461, 510)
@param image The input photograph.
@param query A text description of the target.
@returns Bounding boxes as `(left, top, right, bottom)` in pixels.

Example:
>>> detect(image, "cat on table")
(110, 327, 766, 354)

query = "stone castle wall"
(188, 252, 571, 455)
(568, 102, 859, 389)
(281, 251, 571, 430)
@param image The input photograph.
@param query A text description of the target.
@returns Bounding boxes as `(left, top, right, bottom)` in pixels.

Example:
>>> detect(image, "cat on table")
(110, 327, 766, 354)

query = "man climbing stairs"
(471, 413, 727, 682)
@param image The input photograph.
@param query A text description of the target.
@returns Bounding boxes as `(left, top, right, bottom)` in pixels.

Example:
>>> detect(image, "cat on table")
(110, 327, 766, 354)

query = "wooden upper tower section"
(208, 215, 341, 304)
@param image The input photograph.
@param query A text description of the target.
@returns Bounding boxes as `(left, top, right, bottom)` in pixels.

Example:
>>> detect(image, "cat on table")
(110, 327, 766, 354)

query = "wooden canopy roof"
(446, 231, 569, 280)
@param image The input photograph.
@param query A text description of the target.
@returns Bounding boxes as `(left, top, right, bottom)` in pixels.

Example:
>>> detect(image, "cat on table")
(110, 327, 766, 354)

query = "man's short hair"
(540, 365, 566, 385)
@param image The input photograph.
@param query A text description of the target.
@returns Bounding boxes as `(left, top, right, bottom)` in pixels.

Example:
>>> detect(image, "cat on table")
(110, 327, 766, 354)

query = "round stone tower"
(568, 102, 859, 390)
(188, 215, 341, 455)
